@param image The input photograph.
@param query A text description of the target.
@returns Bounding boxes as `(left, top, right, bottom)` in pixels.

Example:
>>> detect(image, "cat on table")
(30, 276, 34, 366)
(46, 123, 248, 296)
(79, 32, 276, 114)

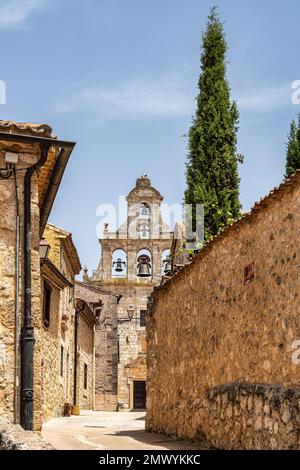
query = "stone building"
(74, 298, 98, 411)
(89, 175, 172, 410)
(75, 281, 120, 411)
(0, 121, 75, 431)
(42, 224, 99, 417)
(41, 224, 81, 421)
(40, 256, 74, 421)
(146, 170, 300, 450)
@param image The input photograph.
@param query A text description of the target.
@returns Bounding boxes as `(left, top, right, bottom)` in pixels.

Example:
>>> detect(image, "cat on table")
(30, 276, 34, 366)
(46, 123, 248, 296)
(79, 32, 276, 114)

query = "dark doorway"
(133, 381, 146, 409)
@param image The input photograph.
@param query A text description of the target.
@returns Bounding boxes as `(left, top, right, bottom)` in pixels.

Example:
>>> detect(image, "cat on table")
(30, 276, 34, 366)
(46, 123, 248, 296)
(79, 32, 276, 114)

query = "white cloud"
(54, 78, 195, 120)
(237, 83, 292, 112)
(0, 0, 46, 29)
(56, 78, 296, 121)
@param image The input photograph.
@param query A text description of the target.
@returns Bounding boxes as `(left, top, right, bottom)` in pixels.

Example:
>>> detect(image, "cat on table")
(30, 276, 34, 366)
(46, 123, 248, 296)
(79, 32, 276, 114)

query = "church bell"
(137, 255, 151, 277)
(141, 203, 149, 216)
(113, 258, 125, 272)
(163, 256, 172, 274)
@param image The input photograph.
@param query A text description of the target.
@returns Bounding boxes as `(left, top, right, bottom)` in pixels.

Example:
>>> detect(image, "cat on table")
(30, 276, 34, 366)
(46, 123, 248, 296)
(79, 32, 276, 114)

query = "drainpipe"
(21, 142, 51, 431)
(13, 167, 21, 424)
(73, 309, 79, 407)
(92, 324, 96, 410)
(73, 303, 86, 409)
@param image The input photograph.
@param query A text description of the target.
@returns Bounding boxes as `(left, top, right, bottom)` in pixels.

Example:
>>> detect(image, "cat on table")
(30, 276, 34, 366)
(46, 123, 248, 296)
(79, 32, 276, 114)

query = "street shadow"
(84, 425, 106, 429)
(109, 429, 210, 450)
(134, 414, 146, 421)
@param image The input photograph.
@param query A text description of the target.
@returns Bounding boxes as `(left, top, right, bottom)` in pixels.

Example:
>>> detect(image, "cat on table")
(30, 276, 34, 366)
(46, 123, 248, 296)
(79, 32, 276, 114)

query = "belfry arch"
(112, 249, 127, 277)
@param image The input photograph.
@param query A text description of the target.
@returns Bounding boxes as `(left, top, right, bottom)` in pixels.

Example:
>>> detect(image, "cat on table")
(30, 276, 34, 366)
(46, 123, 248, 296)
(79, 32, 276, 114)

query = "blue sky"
(0, 0, 299, 273)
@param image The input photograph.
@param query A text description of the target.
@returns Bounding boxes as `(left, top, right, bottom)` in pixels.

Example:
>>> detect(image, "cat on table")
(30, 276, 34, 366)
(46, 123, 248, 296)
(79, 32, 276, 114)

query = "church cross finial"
(136, 174, 151, 187)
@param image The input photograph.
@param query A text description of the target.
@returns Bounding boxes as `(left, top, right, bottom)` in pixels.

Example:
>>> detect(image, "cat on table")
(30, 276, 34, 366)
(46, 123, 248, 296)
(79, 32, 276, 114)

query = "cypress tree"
(185, 7, 242, 241)
(285, 115, 300, 178)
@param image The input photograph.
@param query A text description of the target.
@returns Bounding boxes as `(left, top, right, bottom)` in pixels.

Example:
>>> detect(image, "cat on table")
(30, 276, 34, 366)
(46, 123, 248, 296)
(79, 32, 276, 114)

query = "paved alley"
(42, 411, 209, 451)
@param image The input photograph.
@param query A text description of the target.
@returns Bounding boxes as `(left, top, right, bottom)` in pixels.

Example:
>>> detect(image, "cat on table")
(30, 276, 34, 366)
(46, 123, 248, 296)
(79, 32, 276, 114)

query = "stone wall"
(0, 142, 43, 430)
(117, 283, 149, 410)
(40, 224, 79, 423)
(146, 173, 300, 449)
(202, 383, 300, 450)
(97, 281, 150, 410)
(77, 315, 94, 409)
(0, 418, 54, 450)
(40, 280, 75, 422)
(40, 283, 62, 422)
(90, 175, 171, 410)
(75, 282, 119, 411)
(118, 319, 146, 409)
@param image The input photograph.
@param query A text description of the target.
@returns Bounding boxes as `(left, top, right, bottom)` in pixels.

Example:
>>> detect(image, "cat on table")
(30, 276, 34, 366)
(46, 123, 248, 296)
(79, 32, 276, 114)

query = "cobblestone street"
(42, 411, 209, 451)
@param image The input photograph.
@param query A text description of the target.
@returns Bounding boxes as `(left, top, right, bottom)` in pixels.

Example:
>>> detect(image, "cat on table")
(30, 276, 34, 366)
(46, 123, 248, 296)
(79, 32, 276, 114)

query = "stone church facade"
(88, 175, 172, 410)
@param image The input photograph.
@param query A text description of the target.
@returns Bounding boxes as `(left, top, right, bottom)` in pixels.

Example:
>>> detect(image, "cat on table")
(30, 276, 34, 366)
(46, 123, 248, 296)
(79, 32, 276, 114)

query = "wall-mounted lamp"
(127, 309, 135, 321)
(5, 152, 19, 164)
(0, 152, 19, 179)
(39, 238, 50, 260)
(118, 308, 135, 324)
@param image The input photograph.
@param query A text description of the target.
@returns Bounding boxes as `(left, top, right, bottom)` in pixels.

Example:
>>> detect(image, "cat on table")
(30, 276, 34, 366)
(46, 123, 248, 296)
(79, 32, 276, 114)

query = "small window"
(244, 262, 255, 284)
(84, 364, 88, 390)
(43, 282, 52, 327)
(60, 346, 64, 377)
(140, 310, 147, 327)
(140, 223, 150, 239)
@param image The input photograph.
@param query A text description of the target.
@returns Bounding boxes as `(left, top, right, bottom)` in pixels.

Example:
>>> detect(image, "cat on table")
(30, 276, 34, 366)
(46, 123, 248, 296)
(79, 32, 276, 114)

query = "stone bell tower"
(90, 175, 172, 411)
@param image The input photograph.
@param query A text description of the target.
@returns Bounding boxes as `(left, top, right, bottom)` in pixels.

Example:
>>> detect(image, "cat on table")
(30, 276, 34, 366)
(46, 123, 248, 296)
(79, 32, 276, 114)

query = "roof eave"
(0, 131, 76, 238)
(39, 143, 76, 237)
(41, 258, 73, 289)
